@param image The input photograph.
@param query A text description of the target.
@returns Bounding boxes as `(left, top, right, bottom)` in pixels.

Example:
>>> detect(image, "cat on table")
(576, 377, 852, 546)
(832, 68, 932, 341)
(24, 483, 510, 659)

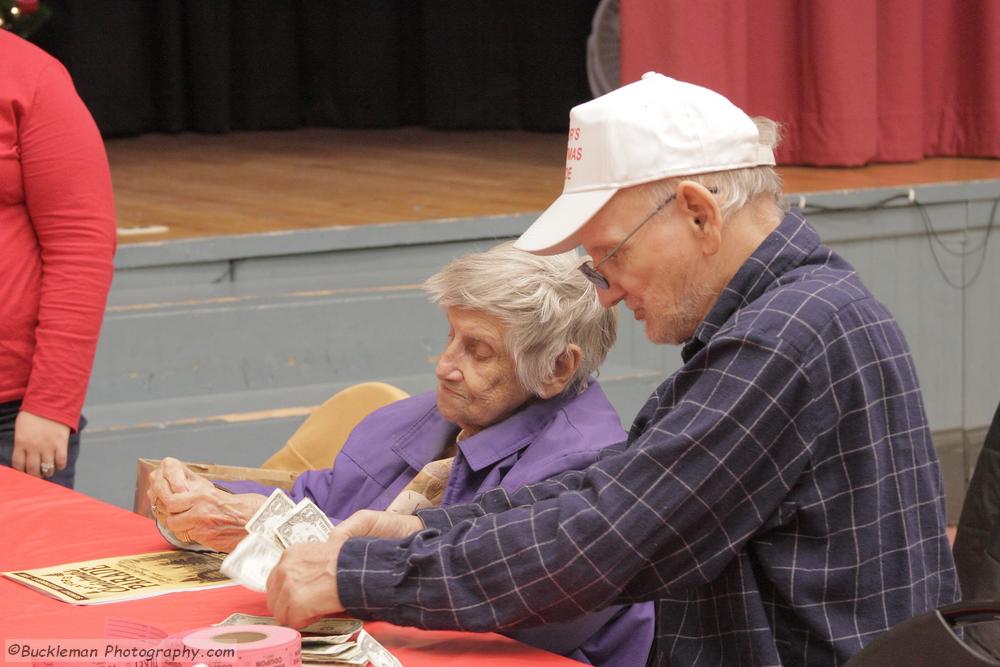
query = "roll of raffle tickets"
(172, 624, 302, 667)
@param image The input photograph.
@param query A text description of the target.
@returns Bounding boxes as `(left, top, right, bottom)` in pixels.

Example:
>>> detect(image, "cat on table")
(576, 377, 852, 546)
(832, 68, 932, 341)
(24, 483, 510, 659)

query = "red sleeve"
(18, 60, 116, 430)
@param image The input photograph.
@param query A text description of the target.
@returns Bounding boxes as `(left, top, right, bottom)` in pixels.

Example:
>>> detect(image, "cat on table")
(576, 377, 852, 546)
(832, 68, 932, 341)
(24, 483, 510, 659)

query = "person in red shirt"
(0, 29, 116, 487)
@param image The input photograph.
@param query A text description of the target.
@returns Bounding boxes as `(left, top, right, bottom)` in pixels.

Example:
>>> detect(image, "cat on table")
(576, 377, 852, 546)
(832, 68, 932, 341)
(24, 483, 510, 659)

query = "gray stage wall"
(78, 180, 1000, 523)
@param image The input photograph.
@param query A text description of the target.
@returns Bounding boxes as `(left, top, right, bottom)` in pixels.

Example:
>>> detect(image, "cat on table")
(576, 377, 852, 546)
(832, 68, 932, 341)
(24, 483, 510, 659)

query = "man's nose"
(597, 282, 625, 309)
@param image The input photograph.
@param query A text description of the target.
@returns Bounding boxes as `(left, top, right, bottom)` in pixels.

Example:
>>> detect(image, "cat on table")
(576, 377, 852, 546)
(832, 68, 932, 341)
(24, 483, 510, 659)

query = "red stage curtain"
(620, 0, 1000, 166)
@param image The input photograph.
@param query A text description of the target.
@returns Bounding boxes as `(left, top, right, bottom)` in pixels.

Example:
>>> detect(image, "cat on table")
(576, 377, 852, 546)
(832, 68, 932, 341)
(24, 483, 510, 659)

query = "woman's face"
(434, 307, 533, 435)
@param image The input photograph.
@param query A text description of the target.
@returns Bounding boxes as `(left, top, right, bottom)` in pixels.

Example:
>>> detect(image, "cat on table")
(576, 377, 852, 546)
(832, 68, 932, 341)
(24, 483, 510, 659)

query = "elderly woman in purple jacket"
(148, 242, 653, 666)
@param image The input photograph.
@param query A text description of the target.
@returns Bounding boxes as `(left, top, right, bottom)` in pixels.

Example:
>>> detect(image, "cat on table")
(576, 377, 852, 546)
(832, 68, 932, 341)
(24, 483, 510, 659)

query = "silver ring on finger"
(40, 461, 55, 476)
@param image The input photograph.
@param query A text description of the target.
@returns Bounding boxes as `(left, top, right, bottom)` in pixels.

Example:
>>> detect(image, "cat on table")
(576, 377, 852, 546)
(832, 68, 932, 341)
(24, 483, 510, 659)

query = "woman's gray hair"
(423, 241, 617, 396)
(643, 116, 787, 220)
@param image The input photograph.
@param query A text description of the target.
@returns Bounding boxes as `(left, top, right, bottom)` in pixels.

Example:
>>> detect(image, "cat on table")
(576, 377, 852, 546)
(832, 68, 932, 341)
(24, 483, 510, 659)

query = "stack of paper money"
(217, 613, 402, 667)
(220, 489, 335, 592)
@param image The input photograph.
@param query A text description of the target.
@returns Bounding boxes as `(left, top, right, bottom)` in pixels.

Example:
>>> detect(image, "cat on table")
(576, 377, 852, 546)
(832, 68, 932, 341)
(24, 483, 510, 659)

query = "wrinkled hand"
(267, 535, 349, 628)
(163, 490, 267, 552)
(337, 509, 424, 540)
(12, 411, 70, 478)
(148, 457, 266, 552)
(147, 457, 216, 508)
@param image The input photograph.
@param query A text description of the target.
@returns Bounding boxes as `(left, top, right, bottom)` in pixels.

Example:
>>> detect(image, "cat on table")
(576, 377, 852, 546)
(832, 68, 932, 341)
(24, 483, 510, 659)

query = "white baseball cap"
(515, 72, 775, 255)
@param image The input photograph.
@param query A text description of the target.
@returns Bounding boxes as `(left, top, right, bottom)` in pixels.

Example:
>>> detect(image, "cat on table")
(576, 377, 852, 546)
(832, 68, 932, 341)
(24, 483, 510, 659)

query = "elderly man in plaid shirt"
(267, 73, 959, 666)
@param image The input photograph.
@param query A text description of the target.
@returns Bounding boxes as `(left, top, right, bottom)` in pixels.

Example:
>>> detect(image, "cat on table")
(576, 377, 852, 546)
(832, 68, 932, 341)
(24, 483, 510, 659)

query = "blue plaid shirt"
(337, 211, 959, 666)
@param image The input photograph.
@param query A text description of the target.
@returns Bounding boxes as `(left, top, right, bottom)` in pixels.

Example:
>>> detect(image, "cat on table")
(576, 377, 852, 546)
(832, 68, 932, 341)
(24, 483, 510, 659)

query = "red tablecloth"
(0, 466, 575, 665)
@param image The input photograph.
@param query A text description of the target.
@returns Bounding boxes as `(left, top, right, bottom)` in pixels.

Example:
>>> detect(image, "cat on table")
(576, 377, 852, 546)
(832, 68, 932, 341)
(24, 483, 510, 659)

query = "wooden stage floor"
(106, 127, 1000, 244)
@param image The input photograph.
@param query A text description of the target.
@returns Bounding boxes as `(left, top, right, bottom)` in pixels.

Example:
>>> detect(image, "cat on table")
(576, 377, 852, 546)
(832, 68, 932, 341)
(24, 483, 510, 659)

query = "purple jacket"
(225, 381, 653, 666)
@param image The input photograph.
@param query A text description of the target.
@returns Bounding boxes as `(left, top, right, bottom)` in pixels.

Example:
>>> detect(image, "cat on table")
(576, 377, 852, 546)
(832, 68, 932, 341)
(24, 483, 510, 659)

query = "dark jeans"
(0, 400, 84, 489)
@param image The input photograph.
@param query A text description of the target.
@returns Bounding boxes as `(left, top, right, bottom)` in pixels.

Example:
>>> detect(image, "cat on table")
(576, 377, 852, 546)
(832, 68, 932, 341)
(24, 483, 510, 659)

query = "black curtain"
(32, 0, 600, 137)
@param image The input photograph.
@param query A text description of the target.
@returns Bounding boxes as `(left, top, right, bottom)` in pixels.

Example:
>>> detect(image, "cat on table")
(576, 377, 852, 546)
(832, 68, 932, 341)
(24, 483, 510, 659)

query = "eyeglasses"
(578, 187, 717, 290)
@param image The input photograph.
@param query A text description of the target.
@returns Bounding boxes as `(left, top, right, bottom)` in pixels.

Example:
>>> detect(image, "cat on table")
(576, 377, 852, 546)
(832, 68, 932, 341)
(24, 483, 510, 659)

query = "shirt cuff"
(336, 536, 409, 617)
(213, 479, 275, 496)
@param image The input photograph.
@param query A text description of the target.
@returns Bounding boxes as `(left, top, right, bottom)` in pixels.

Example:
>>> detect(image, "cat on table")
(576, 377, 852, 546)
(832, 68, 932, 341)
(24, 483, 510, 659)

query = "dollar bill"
(303, 655, 367, 665)
(219, 532, 282, 592)
(216, 612, 277, 627)
(216, 613, 362, 637)
(225, 494, 338, 594)
(245, 488, 296, 536)
(300, 634, 356, 646)
(275, 498, 335, 548)
(299, 618, 362, 636)
(302, 645, 368, 665)
(302, 641, 359, 656)
(358, 630, 403, 667)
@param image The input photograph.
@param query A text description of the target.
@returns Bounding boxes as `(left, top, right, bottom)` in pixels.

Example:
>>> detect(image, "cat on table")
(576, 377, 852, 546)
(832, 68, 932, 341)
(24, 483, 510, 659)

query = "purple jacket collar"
(390, 386, 587, 473)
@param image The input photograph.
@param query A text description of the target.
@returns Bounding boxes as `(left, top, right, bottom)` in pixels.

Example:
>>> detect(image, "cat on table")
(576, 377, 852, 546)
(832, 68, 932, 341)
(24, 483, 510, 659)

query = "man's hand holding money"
(266, 535, 349, 629)
(267, 509, 424, 627)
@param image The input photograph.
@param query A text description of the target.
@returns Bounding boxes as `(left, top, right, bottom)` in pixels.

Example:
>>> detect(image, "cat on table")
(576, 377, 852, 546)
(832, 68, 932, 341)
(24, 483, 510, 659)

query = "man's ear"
(537, 344, 583, 399)
(675, 181, 722, 256)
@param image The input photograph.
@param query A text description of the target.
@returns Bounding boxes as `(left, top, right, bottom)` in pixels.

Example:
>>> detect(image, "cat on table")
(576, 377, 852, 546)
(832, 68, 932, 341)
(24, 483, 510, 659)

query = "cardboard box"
(133, 458, 298, 518)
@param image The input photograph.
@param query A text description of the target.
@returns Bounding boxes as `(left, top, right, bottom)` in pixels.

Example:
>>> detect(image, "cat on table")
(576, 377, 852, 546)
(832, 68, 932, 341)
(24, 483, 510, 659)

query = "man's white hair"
(643, 117, 787, 219)
(424, 241, 617, 396)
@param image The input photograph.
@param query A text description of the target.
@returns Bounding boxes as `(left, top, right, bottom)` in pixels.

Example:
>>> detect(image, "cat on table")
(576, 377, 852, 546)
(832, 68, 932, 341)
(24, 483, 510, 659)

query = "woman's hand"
(147, 457, 216, 513)
(147, 457, 266, 552)
(12, 411, 69, 479)
(162, 490, 267, 552)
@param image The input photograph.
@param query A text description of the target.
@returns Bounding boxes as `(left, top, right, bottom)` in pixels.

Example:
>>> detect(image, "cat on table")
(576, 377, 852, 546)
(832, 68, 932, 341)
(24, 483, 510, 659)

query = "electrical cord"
(916, 196, 997, 290)
(796, 189, 998, 291)
(798, 191, 912, 213)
